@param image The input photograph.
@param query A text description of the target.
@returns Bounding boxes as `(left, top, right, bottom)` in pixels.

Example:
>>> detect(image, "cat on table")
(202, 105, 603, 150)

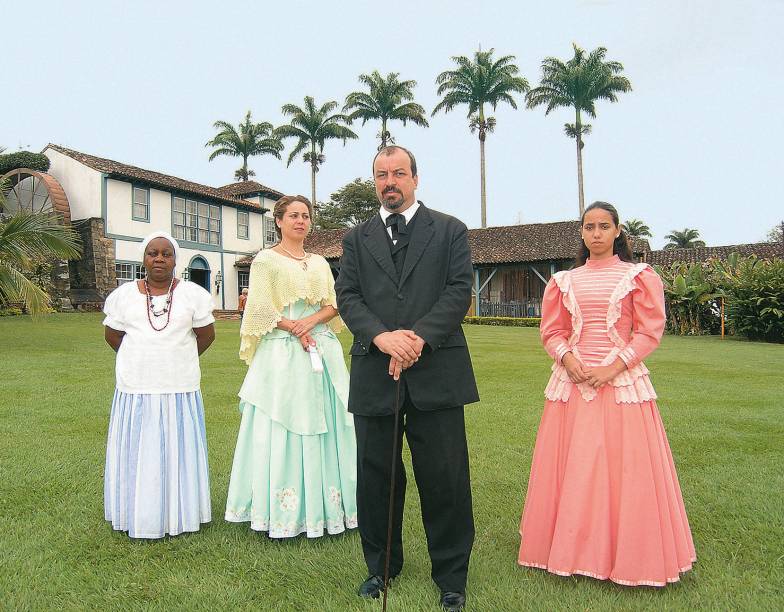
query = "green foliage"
(276, 96, 358, 207)
(276, 96, 358, 168)
(715, 255, 784, 342)
(664, 227, 706, 249)
(655, 260, 721, 335)
(525, 44, 632, 135)
(343, 71, 429, 148)
(205, 110, 282, 181)
(657, 254, 784, 342)
(463, 316, 541, 327)
(433, 48, 529, 125)
(317, 178, 378, 229)
(0, 151, 50, 175)
(0, 212, 81, 314)
(766, 220, 784, 243)
(623, 218, 652, 238)
(0, 306, 22, 316)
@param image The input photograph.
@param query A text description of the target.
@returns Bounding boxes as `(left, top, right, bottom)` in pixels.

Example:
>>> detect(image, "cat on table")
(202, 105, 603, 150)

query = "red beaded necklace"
(144, 277, 177, 331)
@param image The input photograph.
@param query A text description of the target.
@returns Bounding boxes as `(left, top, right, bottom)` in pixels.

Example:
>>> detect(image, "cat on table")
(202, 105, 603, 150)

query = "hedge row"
(463, 316, 541, 327)
(0, 151, 50, 175)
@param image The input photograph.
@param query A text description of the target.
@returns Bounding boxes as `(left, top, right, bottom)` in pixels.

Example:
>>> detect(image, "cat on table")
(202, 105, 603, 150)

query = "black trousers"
(353, 390, 474, 592)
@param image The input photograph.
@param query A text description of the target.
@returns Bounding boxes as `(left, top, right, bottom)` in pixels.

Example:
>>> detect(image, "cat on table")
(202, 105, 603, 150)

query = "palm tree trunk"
(479, 106, 487, 228)
(310, 144, 317, 224)
(480, 136, 487, 228)
(575, 109, 585, 217)
(381, 118, 388, 149)
(242, 154, 249, 182)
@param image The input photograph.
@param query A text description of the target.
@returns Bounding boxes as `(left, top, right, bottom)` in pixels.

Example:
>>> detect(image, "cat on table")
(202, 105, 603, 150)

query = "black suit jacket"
(335, 203, 480, 416)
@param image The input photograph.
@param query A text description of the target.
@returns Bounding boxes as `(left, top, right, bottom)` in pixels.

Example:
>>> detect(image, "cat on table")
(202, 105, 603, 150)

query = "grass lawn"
(1, 314, 782, 611)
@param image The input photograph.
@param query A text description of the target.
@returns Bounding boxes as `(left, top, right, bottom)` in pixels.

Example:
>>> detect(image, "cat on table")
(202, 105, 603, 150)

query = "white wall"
(43, 148, 102, 221)
(178, 247, 222, 309)
(223, 206, 264, 253)
(105, 180, 173, 238)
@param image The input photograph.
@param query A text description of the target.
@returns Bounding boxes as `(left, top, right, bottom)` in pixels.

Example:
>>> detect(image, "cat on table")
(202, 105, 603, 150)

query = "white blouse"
(102, 280, 215, 393)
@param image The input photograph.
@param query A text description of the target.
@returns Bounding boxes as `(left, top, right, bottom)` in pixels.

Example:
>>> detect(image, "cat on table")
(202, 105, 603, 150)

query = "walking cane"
(382, 372, 403, 612)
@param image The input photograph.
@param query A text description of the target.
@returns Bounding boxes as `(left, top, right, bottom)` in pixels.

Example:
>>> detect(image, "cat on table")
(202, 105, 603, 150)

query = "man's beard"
(381, 189, 404, 210)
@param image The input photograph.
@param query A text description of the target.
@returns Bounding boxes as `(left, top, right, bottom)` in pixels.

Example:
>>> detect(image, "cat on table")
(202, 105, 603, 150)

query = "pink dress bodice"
(571, 257, 635, 366)
(539, 256, 666, 404)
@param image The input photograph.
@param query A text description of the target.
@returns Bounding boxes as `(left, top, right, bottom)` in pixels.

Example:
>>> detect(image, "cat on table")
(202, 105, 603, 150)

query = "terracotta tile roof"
(468, 221, 649, 265)
(305, 228, 350, 260)
(234, 221, 651, 266)
(217, 180, 284, 199)
(45, 144, 271, 213)
(643, 242, 784, 267)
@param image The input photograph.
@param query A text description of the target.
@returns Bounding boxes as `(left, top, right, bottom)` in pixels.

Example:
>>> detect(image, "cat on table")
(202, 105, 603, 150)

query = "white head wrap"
(140, 231, 180, 274)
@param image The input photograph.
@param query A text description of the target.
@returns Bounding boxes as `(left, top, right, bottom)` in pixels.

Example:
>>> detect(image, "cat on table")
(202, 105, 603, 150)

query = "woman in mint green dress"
(225, 195, 357, 538)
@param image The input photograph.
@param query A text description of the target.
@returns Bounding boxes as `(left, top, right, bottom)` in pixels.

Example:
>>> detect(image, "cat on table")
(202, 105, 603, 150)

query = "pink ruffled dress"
(518, 255, 696, 586)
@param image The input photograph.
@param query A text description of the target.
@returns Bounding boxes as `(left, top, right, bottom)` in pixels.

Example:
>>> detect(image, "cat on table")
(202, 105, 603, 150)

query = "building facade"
(6, 144, 284, 310)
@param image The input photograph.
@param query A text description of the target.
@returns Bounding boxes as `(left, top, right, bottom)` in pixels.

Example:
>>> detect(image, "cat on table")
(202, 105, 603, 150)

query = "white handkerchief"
(308, 344, 323, 373)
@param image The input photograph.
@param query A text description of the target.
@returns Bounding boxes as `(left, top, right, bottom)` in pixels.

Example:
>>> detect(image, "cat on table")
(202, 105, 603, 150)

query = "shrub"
(463, 316, 541, 327)
(720, 257, 784, 342)
(0, 151, 50, 175)
(655, 261, 721, 335)
(0, 306, 23, 316)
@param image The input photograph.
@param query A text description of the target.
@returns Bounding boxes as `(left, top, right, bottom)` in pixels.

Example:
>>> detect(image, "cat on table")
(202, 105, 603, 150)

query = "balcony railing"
(478, 299, 542, 318)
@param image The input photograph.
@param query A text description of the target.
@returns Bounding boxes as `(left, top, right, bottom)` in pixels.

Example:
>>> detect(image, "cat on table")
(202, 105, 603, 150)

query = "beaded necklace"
(144, 277, 176, 331)
(279, 246, 311, 270)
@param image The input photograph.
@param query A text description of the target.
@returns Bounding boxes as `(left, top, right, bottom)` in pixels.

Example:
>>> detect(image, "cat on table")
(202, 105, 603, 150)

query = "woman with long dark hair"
(517, 202, 695, 586)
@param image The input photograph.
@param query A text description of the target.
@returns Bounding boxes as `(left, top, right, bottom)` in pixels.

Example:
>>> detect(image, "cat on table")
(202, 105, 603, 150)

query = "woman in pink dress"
(518, 201, 696, 587)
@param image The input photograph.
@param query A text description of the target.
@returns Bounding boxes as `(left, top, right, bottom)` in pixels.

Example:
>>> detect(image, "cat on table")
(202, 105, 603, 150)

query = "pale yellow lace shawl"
(239, 249, 343, 364)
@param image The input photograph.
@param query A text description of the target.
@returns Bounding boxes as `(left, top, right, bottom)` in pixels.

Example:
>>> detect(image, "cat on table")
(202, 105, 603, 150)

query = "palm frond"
(0, 263, 52, 314)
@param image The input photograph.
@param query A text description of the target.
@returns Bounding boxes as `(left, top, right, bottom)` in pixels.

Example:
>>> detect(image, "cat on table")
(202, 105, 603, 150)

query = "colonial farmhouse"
(1, 145, 284, 310)
(2, 145, 782, 316)
(237, 226, 782, 318)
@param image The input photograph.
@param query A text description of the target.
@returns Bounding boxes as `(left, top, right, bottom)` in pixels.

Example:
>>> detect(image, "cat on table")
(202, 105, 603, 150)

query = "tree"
(316, 178, 378, 229)
(526, 44, 632, 217)
(276, 96, 358, 213)
(766, 221, 784, 243)
(0, 179, 82, 314)
(205, 110, 282, 182)
(623, 218, 652, 238)
(343, 71, 429, 149)
(433, 48, 529, 228)
(664, 228, 706, 249)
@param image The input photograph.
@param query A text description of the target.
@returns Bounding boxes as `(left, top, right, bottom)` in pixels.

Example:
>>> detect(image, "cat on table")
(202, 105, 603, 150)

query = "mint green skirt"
(225, 301, 357, 538)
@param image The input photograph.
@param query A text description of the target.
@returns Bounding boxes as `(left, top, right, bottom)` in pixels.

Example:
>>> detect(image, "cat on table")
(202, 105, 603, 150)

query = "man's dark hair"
(372, 145, 417, 177)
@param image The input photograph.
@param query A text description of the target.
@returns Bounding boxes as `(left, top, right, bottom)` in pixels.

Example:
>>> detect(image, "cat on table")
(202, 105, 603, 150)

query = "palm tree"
(664, 228, 706, 249)
(526, 44, 632, 217)
(0, 182, 82, 314)
(343, 71, 429, 149)
(205, 111, 283, 182)
(623, 218, 652, 238)
(276, 96, 358, 211)
(433, 49, 529, 228)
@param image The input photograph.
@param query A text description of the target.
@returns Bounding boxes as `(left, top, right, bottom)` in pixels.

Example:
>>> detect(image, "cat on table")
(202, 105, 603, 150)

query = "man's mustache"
(383, 187, 402, 196)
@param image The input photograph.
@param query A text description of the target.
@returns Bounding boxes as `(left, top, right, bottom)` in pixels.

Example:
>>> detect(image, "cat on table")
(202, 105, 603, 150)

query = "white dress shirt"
(378, 200, 420, 244)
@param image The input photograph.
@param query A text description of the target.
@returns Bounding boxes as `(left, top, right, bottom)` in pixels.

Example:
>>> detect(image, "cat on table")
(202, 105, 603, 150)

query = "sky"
(4, 0, 783, 248)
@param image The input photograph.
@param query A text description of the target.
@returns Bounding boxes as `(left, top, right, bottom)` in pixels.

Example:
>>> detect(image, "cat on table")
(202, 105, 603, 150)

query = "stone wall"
(69, 217, 116, 309)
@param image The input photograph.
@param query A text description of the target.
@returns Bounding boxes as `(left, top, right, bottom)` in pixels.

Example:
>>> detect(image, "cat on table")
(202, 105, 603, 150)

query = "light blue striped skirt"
(104, 390, 211, 539)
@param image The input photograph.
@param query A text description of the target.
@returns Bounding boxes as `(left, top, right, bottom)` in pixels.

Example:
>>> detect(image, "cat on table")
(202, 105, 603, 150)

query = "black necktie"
(385, 213, 407, 241)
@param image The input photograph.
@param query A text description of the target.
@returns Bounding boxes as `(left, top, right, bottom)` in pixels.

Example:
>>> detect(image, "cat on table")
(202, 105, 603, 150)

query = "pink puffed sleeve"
(618, 266, 666, 369)
(540, 276, 573, 363)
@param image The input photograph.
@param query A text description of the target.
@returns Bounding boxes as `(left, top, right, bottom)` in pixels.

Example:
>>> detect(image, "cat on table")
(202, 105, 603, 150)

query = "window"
(264, 216, 277, 245)
(132, 187, 149, 221)
(238, 270, 249, 292)
(172, 197, 221, 245)
(115, 262, 144, 285)
(237, 211, 249, 239)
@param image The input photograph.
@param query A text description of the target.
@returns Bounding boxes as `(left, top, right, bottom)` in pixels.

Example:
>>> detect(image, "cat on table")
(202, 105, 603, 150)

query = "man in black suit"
(335, 146, 479, 612)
